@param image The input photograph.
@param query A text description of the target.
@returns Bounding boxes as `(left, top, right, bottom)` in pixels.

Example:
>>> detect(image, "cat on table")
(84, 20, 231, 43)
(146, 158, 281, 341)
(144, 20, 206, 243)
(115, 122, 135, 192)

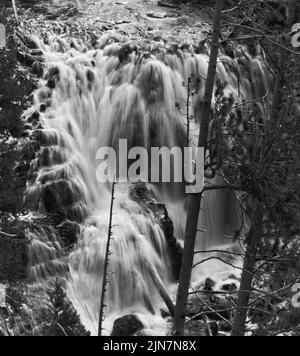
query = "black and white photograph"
(0, 0, 299, 339)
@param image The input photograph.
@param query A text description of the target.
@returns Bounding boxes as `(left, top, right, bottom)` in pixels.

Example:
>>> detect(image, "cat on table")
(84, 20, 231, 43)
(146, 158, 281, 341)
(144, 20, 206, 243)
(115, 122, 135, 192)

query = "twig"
(188, 286, 233, 326)
(194, 249, 244, 257)
(0, 231, 17, 238)
(192, 256, 245, 273)
(203, 184, 243, 192)
(188, 306, 274, 322)
(11, 0, 19, 26)
(223, 23, 300, 55)
(222, 1, 242, 14)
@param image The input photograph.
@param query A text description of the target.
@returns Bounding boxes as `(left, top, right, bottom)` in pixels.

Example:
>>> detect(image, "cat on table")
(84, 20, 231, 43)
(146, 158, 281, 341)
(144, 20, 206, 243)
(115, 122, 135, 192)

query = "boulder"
(204, 277, 215, 291)
(57, 220, 81, 248)
(222, 282, 237, 292)
(111, 314, 144, 336)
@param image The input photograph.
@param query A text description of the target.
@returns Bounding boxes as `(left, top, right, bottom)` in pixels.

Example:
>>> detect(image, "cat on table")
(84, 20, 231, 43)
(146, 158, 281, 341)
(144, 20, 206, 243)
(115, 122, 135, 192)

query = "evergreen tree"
(46, 279, 90, 336)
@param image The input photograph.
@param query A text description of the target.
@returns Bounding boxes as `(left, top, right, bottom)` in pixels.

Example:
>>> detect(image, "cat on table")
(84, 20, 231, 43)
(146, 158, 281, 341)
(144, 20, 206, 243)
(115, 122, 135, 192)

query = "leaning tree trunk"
(231, 203, 263, 336)
(173, 0, 224, 336)
(11, 0, 19, 25)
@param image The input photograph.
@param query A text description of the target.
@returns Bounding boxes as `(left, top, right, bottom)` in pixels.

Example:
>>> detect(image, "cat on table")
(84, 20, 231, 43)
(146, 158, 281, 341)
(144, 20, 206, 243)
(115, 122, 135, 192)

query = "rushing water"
(24, 32, 271, 334)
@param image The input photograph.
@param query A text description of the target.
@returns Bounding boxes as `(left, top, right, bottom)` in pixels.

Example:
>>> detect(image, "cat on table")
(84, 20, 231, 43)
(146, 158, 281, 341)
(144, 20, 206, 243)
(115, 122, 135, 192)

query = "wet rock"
(31, 111, 40, 121)
(204, 277, 215, 291)
(31, 61, 44, 77)
(24, 124, 32, 131)
(45, 67, 60, 80)
(37, 88, 52, 103)
(48, 212, 66, 226)
(118, 44, 137, 63)
(222, 282, 238, 292)
(39, 103, 47, 113)
(111, 314, 144, 336)
(16, 51, 35, 67)
(57, 220, 81, 248)
(86, 69, 95, 84)
(47, 77, 56, 89)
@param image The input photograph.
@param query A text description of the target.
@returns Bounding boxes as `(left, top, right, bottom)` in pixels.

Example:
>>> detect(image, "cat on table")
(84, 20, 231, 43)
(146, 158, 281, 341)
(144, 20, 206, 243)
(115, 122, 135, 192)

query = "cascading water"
(24, 31, 271, 334)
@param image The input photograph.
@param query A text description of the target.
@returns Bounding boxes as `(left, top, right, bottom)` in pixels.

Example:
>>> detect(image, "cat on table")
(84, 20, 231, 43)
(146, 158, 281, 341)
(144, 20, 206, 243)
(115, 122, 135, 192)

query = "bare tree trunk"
(98, 182, 116, 336)
(173, 0, 224, 336)
(231, 202, 263, 336)
(11, 0, 19, 25)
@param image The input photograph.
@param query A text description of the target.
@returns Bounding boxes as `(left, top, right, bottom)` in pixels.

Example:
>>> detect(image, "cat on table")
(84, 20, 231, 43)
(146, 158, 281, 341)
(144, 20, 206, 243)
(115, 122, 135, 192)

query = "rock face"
(111, 314, 144, 336)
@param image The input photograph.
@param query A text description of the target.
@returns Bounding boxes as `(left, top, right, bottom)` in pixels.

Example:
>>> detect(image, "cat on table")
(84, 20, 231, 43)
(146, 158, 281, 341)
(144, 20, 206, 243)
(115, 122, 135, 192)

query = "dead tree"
(173, 0, 224, 336)
(98, 182, 116, 336)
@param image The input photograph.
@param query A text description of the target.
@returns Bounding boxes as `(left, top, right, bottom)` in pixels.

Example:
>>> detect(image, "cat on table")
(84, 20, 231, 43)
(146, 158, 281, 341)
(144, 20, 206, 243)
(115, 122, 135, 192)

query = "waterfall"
(24, 32, 271, 334)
